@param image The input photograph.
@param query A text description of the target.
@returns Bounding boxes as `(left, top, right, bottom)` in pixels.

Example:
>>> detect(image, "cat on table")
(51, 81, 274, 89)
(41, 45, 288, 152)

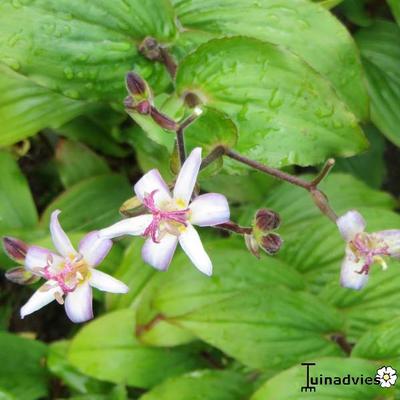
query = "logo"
(301, 363, 397, 392)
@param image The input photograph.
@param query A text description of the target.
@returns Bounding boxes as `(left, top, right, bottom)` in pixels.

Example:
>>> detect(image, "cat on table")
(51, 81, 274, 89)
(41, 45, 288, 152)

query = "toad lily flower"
(3, 210, 128, 323)
(337, 210, 400, 290)
(99, 147, 230, 275)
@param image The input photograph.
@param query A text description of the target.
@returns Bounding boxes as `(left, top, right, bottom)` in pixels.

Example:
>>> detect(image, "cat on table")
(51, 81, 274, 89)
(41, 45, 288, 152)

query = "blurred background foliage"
(1, 0, 400, 399)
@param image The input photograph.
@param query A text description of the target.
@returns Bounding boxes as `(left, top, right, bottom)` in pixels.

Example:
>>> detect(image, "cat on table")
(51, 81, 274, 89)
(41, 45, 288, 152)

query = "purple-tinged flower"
(337, 210, 400, 290)
(3, 210, 128, 323)
(99, 148, 230, 275)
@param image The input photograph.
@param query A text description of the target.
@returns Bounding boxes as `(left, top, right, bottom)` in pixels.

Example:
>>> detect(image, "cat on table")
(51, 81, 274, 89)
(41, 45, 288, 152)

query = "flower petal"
(79, 231, 112, 267)
(50, 210, 76, 257)
(89, 269, 129, 293)
(99, 214, 153, 239)
(381, 381, 391, 388)
(340, 247, 369, 290)
(142, 233, 178, 271)
(389, 375, 397, 384)
(25, 245, 63, 275)
(179, 223, 212, 276)
(189, 193, 230, 227)
(336, 210, 366, 241)
(386, 367, 397, 375)
(20, 283, 61, 319)
(64, 283, 93, 323)
(134, 169, 171, 206)
(375, 230, 400, 258)
(173, 147, 202, 206)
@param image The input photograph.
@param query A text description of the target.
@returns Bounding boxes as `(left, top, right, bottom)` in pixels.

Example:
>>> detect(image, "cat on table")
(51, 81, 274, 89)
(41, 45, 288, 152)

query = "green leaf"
(0, 333, 48, 400)
(176, 37, 367, 170)
(173, 0, 368, 119)
(0, 150, 38, 230)
(174, 287, 344, 371)
(135, 239, 306, 346)
(68, 309, 206, 388)
(55, 139, 110, 188)
(251, 357, 385, 399)
(139, 370, 253, 400)
(0, 65, 91, 146)
(40, 174, 131, 231)
(355, 21, 400, 146)
(334, 125, 387, 188)
(388, 0, 400, 25)
(0, 0, 176, 101)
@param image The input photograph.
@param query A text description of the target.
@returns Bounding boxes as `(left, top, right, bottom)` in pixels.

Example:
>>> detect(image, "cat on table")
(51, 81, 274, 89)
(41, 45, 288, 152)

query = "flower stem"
(216, 221, 252, 235)
(200, 145, 225, 170)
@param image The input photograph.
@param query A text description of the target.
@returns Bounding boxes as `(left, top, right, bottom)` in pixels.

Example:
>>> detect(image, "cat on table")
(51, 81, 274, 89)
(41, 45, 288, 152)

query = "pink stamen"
(43, 256, 78, 293)
(143, 190, 189, 243)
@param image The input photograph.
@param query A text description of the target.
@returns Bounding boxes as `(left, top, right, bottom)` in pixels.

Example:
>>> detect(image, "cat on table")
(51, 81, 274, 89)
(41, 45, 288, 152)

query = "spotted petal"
(336, 210, 366, 241)
(375, 230, 400, 258)
(173, 147, 202, 206)
(25, 246, 63, 275)
(79, 231, 112, 267)
(142, 233, 178, 271)
(20, 282, 62, 319)
(189, 193, 230, 227)
(179, 223, 212, 276)
(134, 169, 171, 206)
(50, 210, 76, 257)
(89, 269, 128, 293)
(99, 214, 153, 239)
(64, 282, 93, 323)
(340, 247, 369, 290)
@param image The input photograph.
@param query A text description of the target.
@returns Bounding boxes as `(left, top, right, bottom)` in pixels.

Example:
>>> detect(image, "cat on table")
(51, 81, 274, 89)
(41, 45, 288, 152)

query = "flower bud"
(3, 237, 28, 262)
(150, 107, 179, 131)
(135, 100, 151, 115)
(120, 196, 147, 217)
(260, 233, 283, 255)
(126, 72, 146, 97)
(5, 267, 40, 285)
(255, 209, 280, 231)
(245, 234, 260, 258)
(139, 36, 162, 61)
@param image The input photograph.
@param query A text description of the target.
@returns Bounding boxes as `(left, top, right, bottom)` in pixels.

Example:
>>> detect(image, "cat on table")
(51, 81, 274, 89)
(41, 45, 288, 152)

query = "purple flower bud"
(260, 233, 283, 255)
(139, 36, 162, 61)
(245, 234, 260, 259)
(5, 267, 40, 285)
(255, 209, 281, 231)
(150, 107, 179, 131)
(135, 100, 151, 115)
(3, 237, 28, 262)
(123, 95, 134, 109)
(126, 72, 146, 96)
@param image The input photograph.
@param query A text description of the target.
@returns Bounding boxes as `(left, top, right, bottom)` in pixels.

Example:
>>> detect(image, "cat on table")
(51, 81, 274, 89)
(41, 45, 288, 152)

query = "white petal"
(189, 193, 230, 227)
(179, 223, 212, 276)
(336, 210, 366, 241)
(89, 269, 128, 293)
(64, 283, 93, 323)
(386, 367, 397, 375)
(381, 381, 391, 388)
(79, 231, 112, 267)
(50, 210, 76, 257)
(25, 246, 63, 274)
(375, 230, 400, 258)
(173, 147, 202, 206)
(20, 283, 61, 319)
(134, 169, 171, 206)
(142, 233, 178, 271)
(340, 247, 369, 290)
(389, 375, 397, 384)
(99, 215, 153, 239)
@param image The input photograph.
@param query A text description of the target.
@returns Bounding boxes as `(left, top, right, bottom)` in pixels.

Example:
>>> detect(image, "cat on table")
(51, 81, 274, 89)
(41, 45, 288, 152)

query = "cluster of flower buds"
(124, 72, 179, 131)
(245, 208, 283, 258)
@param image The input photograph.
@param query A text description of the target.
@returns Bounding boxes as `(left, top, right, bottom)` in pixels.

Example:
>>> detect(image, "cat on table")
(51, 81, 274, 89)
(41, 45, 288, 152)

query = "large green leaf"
(0, 65, 91, 147)
(139, 370, 253, 400)
(40, 174, 131, 231)
(388, 0, 400, 25)
(355, 21, 400, 146)
(251, 357, 386, 399)
(0, 0, 175, 102)
(68, 309, 206, 388)
(176, 37, 367, 169)
(173, 0, 368, 119)
(174, 287, 345, 371)
(0, 150, 38, 230)
(0, 333, 48, 400)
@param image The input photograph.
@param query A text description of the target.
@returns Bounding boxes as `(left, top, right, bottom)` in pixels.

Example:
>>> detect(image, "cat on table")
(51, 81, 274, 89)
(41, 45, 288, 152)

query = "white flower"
(337, 210, 400, 290)
(15, 210, 128, 323)
(376, 366, 397, 388)
(99, 147, 230, 276)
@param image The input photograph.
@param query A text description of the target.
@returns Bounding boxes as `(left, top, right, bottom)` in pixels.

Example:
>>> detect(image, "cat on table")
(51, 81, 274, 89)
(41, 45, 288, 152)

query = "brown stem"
(135, 314, 165, 337)
(311, 158, 335, 187)
(216, 221, 252, 235)
(200, 146, 225, 170)
(330, 333, 353, 355)
(159, 47, 177, 78)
